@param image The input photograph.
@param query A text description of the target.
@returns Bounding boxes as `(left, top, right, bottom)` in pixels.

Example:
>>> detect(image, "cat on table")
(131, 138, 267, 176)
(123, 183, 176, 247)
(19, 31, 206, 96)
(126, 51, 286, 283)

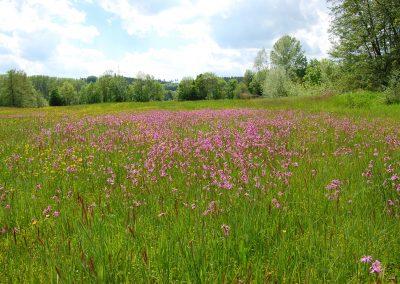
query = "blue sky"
(0, 0, 331, 80)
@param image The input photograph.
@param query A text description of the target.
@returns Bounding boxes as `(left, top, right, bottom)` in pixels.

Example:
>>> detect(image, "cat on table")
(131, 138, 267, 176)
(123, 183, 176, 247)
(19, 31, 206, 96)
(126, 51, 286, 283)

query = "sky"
(0, 0, 332, 80)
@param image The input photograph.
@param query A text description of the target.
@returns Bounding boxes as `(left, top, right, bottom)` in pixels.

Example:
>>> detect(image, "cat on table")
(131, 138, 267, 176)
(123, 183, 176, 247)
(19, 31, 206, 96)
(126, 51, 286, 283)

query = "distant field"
(1, 91, 399, 118)
(0, 94, 399, 282)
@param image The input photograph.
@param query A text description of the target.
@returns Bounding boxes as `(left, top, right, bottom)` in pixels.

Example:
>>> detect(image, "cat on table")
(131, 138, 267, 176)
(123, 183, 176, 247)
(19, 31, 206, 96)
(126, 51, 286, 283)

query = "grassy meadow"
(0, 93, 399, 283)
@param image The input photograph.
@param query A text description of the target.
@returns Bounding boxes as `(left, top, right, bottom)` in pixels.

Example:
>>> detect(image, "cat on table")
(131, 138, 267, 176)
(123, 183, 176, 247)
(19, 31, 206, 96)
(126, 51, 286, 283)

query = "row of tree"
(0, 71, 174, 107)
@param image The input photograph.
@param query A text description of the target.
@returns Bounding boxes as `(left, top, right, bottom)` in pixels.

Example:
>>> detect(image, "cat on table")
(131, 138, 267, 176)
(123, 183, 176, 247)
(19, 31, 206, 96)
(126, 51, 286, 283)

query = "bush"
(49, 89, 65, 106)
(262, 68, 295, 98)
(233, 82, 249, 99)
(384, 70, 400, 104)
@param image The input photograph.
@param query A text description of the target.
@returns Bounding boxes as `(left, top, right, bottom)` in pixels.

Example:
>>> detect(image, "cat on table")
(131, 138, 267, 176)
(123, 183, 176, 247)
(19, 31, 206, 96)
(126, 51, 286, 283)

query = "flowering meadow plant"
(0, 106, 399, 282)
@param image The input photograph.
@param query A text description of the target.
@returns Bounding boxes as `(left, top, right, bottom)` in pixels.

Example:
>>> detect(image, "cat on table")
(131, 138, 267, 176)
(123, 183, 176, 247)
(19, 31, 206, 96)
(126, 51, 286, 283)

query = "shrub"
(262, 68, 295, 98)
(384, 70, 400, 104)
(233, 82, 249, 99)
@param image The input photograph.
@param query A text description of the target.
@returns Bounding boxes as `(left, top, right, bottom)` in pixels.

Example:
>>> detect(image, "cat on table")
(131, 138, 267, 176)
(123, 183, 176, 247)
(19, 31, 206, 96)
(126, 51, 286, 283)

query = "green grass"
(0, 94, 399, 282)
(1, 91, 399, 118)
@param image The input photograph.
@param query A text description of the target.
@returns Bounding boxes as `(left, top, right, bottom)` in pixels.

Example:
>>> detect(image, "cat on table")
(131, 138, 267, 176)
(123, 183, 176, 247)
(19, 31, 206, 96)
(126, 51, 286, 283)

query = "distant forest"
(0, 0, 399, 107)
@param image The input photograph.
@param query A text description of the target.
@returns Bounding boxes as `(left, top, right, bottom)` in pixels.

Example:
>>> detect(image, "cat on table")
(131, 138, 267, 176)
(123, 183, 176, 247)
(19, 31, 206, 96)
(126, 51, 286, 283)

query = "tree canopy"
(270, 35, 307, 80)
(329, 0, 400, 89)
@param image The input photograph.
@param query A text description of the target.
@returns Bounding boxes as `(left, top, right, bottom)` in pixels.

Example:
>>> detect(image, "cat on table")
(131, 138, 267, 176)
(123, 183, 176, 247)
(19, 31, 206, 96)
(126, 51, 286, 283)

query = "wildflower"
(5, 204, 10, 209)
(203, 201, 217, 216)
(325, 179, 342, 200)
(326, 179, 341, 190)
(191, 203, 196, 210)
(158, 212, 166, 218)
(42, 205, 52, 215)
(1, 227, 5, 235)
(360, 255, 373, 264)
(53, 211, 60, 218)
(369, 260, 382, 274)
(391, 174, 399, 181)
(221, 224, 230, 237)
(271, 198, 281, 209)
(31, 218, 38, 225)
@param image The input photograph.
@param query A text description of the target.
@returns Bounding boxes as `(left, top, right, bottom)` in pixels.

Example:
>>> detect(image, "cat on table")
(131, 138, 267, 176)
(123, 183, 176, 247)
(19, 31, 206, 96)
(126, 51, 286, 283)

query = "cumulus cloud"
(0, 0, 99, 74)
(0, 0, 331, 79)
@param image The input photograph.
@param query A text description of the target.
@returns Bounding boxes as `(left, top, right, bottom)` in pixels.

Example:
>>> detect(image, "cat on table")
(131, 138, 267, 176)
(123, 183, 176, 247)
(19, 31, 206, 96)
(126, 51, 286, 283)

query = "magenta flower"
(42, 205, 52, 215)
(325, 179, 342, 200)
(271, 198, 281, 209)
(369, 260, 382, 274)
(360, 255, 373, 263)
(53, 211, 60, 218)
(326, 179, 341, 190)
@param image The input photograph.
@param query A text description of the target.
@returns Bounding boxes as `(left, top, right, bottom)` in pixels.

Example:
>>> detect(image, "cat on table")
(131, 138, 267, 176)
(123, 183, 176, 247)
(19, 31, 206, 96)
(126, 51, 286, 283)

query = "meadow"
(0, 93, 399, 283)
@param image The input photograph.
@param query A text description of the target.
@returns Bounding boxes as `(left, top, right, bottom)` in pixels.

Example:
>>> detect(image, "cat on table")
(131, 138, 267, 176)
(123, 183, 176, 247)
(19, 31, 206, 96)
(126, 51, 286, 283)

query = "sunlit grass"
(0, 94, 399, 282)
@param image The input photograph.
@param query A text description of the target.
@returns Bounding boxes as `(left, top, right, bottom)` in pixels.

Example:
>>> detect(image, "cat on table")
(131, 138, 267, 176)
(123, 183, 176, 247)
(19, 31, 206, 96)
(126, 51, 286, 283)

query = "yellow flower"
(282, 230, 287, 234)
(32, 220, 38, 225)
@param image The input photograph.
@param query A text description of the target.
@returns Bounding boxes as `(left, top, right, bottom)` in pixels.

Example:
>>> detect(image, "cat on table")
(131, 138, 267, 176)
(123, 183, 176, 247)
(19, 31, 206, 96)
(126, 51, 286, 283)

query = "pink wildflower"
(325, 179, 342, 200)
(203, 201, 217, 215)
(369, 260, 382, 274)
(42, 205, 52, 215)
(221, 224, 230, 237)
(272, 198, 281, 209)
(360, 255, 373, 263)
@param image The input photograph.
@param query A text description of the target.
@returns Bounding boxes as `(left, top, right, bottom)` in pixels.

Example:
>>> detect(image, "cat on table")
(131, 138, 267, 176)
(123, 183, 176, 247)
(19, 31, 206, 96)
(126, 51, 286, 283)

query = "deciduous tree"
(270, 35, 307, 80)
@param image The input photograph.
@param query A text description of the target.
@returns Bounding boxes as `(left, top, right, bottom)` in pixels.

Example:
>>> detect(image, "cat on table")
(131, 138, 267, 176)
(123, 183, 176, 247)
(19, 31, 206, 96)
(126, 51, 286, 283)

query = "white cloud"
(92, 0, 254, 79)
(293, 10, 332, 58)
(0, 0, 99, 73)
(0, 0, 332, 79)
(118, 40, 253, 80)
(97, 0, 241, 38)
(37, 40, 253, 79)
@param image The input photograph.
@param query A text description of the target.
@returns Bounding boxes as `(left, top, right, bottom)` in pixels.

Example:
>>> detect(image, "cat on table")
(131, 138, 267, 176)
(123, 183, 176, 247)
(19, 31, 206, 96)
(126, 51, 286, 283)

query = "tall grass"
(0, 95, 399, 282)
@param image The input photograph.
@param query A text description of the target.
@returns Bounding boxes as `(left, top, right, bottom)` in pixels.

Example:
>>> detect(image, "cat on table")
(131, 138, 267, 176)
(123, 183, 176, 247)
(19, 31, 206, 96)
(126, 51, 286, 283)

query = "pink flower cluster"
(360, 255, 383, 274)
(325, 179, 342, 201)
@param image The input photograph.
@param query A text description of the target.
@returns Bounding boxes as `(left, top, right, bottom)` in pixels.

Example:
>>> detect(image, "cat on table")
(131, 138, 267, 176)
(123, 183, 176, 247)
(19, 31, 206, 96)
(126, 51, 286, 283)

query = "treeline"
(0, 71, 178, 108)
(175, 35, 341, 101)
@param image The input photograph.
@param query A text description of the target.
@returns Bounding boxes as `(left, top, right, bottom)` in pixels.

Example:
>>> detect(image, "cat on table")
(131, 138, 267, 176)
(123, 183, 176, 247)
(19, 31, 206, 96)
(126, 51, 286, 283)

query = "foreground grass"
(0, 94, 399, 282)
